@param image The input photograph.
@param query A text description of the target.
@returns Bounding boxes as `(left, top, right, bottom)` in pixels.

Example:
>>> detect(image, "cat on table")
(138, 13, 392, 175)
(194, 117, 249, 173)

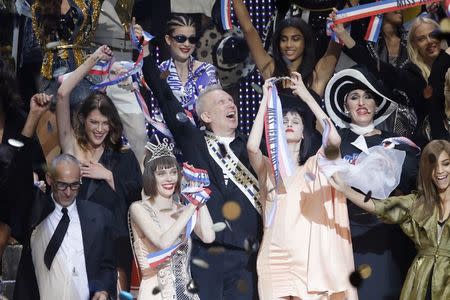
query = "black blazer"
(13, 191, 117, 300)
(142, 54, 263, 249)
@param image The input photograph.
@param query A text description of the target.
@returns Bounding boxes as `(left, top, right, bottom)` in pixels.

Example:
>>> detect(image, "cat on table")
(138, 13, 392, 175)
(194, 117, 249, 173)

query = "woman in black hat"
(331, 15, 444, 145)
(324, 66, 419, 300)
(233, 0, 341, 98)
(247, 73, 357, 299)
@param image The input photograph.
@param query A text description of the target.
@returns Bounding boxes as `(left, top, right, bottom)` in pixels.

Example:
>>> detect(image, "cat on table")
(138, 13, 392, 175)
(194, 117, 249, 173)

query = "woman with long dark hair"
(233, 0, 341, 97)
(56, 45, 142, 291)
(330, 139, 450, 300)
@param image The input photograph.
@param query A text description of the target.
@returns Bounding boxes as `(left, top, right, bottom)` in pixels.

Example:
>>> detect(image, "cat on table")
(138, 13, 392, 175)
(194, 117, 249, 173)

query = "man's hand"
(91, 291, 108, 300)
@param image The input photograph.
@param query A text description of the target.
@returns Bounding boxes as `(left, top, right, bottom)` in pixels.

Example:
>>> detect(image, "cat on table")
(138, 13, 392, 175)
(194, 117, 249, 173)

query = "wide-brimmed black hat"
(324, 66, 397, 128)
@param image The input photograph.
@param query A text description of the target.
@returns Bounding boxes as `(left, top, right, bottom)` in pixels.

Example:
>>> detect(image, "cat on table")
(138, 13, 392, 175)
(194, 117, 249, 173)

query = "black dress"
(77, 147, 142, 277)
(339, 128, 417, 300)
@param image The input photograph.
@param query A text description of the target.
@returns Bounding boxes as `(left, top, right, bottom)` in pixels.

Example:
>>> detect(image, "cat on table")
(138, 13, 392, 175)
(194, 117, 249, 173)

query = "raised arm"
(130, 202, 199, 250)
(193, 204, 215, 244)
(247, 80, 271, 176)
(56, 45, 113, 154)
(21, 93, 51, 138)
(311, 40, 342, 97)
(233, 0, 274, 79)
(329, 173, 375, 213)
(290, 72, 341, 149)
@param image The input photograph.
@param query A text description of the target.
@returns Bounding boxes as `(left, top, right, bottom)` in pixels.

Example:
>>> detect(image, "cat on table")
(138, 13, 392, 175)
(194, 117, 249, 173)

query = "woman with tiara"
(129, 138, 215, 299)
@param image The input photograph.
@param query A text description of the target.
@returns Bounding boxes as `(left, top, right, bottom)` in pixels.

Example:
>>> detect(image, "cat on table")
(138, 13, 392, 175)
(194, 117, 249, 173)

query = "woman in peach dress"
(247, 73, 357, 300)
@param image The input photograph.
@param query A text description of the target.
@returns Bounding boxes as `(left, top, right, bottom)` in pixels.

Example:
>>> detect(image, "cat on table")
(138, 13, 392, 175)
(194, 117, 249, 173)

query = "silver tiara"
(145, 136, 175, 163)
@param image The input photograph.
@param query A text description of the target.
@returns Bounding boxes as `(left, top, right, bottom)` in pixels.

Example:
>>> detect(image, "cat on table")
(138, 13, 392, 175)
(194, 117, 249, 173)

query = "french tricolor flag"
(221, 0, 233, 31)
(146, 244, 179, 268)
(89, 60, 111, 76)
(365, 14, 383, 42)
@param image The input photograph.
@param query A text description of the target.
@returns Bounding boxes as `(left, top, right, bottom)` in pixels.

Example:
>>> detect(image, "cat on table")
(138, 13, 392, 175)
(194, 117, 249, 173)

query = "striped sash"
(204, 132, 262, 215)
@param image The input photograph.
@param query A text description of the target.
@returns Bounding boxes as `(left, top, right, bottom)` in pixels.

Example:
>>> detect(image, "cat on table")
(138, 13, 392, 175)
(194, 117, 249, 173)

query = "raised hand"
(132, 17, 143, 40)
(328, 9, 346, 37)
(29, 93, 52, 116)
(91, 45, 113, 62)
(289, 72, 310, 101)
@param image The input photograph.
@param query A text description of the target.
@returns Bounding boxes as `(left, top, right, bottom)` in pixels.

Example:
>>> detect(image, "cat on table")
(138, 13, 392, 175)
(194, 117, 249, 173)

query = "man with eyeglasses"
(14, 154, 116, 300)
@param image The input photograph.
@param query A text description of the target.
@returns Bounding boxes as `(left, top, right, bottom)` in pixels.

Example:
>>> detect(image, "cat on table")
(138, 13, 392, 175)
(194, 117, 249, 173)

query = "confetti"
(186, 279, 199, 294)
(304, 172, 316, 182)
(251, 83, 262, 94)
(236, 279, 249, 294)
(324, 145, 340, 160)
(176, 112, 189, 123)
(222, 201, 241, 221)
(152, 286, 161, 295)
(192, 257, 209, 269)
(358, 264, 372, 279)
(363, 191, 372, 203)
(211, 222, 227, 232)
(243, 238, 259, 254)
(7, 139, 24, 148)
(207, 246, 226, 255)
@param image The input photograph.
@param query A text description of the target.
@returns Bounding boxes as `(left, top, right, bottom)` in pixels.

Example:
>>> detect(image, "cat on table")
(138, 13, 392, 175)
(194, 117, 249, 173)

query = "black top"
(428, 50, 450, 140)
(142, 54, 263, 249)
(339, 128, 418, 223)
(77, 148, 142, 240)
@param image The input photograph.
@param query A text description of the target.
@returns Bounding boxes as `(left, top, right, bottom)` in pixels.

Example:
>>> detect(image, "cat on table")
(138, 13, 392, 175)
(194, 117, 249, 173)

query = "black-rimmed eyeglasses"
(55, 181, 82, 191)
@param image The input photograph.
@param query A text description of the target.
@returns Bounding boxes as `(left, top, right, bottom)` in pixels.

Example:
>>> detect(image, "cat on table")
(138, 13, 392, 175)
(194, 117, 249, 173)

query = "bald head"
(46, 154, 81, 207)
(196, 87, 238, 137)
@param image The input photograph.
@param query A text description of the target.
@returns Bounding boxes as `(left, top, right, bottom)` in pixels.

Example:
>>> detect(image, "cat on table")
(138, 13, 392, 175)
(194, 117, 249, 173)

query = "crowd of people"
(1, 0, 450, 300)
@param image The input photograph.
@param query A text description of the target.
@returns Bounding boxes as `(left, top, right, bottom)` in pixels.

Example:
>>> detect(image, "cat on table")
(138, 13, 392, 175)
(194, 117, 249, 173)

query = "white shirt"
(217, 136, 235, 185)
(31, 197, 90, 300)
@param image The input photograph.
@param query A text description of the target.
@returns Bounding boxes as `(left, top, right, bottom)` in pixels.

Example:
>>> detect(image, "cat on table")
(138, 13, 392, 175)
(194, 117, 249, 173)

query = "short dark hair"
(272, 17, 316, 85)
(282, 107, 320, 165)
(142, 154, 181, 197)
(73, 92, 123, 152)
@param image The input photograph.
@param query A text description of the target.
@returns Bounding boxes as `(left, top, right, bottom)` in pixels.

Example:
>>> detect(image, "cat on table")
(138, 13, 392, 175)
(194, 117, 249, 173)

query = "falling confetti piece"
(243, 238, 259, 254)
(7, 139, 24, 148)
(152, 286, 161, 295)
(363, 191, 372, 203)
(192, 257, 209, 269)
(211, 222, 227, 232)
(207, 246, 226, 255)
(349, 270, 362, 287)
(304, 172, 316, 182)
(251, 82, 262, 94)
(186, 279, 199, 294)
(324, 145, 340, 160)
(222, 201, 241, 221)
(225, 219, 233, 232)
(176, 112, 189, 123)
(358, 264, 372, 279)
(236, 279, 249, 294)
